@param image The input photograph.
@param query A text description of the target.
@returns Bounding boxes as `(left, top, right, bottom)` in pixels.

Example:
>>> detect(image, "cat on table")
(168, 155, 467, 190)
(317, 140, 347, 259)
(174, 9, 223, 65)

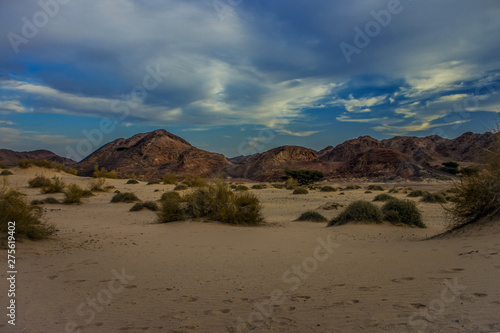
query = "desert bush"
(293, 187, 309, 195)
(130, 201, 159, 212)
(251, 184, 266, 189)
(338, 192, 345, 195)
(183, 176, 207, 188)
(373, 193, 396, 202)
(328, 200, 382, 226)
(111, 192, 140, 203)
(161, 191, 182, 201)
(126, 179, 139, 184)
(367, 185, 385, 191)
(0, 187, 55, 239)
(285, 178, 299, 190)
(235, 185, 249, 191)
(28, 175, 52, 188)
(271, 183, 285, 189)
(381, 199, 426, 228)
(365, 190, 372, 194)
(420, 192, 447, 203)
(41, 176, 66, 194)
(320, 186, 337, 192)
(93, 166, 118, 179)
(158, 182, 264, 225)
(407, 190, 426, 197)
(296, 210, 327, 222)
(445, 168, 500, 228)
(388, 187, 413, 194)
(174, 183, 189, 191)
(63, 184, 85, 204)
(32, 197, 60, 205)
(147, 180, 160, 185)
(344, 185, 361, 190)
(285, 169, 323, 185)
(162, 173, 178, 185)
(1, 170, 13, 176)
(88, 178, 108, 192)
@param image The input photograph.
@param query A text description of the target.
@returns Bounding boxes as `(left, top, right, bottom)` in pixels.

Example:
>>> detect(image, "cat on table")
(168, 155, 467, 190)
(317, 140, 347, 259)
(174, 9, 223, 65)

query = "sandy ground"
(0, 167, 499, 333)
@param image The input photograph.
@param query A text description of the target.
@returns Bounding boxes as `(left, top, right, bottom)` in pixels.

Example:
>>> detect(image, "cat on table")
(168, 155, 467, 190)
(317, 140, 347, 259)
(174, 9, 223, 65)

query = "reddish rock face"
(0, 149, 76, 166)
(75, 129, 231, 179)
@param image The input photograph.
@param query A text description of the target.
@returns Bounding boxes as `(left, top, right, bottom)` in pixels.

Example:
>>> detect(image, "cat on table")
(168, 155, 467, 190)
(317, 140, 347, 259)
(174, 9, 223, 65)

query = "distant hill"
(0, 149, 76, 167)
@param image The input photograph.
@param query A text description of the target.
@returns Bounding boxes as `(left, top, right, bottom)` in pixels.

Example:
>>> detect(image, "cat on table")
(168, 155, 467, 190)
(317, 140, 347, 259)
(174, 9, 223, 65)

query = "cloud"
(0, 120, 14, 125)
(277, 129, 321, 137)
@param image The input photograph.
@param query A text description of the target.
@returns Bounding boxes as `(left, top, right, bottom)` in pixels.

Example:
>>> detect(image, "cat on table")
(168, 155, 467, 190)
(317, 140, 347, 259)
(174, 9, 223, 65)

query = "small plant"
(41, 176, 66, 194)
(271, 183, 285, 189)
(63, 184, 84, 204)
(88, 178, 108, 192)
(373, 193, 396, 202)
(235, 185, 249, 191)
(130, 201, 159, 212)
(381, 199, 426, 228)
(293, 187, 309, 195)
(367, 185, 385, 191)
(28, 175, 52, 188)
(251, 184, 266, 189)
(147, 180, 160, 185)
(344, 185, 361, 190)
(365, 190, 372, 194)
(285, 178, 299, 190)
(284, 169, 323, 185)
(320, 186, 337, 192)
(0, 170, 13, 176)
(162, 173, 178, 185)
(0, 187, 55, 239)
(407, 190, 426, 197)
(296, 210, 327, 222)
(388, 187, 413, 194)
(93, 166, 118, 179)
(420, 192, 447, 203)
(111, 192, 140, 203)
(174, 183, 189, 191)
(161, 191, 182, 201)
(126, 179, 139, 184)
(183, 176, 206, 187)
(328, 200, 382, 226)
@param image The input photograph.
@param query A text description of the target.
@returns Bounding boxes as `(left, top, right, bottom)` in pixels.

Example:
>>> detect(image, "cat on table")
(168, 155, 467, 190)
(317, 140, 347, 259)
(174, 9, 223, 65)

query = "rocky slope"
(0, 149, 76, 166)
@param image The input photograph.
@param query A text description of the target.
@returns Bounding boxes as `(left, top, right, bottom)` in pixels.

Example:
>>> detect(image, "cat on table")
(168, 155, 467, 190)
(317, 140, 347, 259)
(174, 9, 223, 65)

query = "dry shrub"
(296, 211, 327, 222)
(382, 199, 426, 228)
(162, 173, 178, 185)
(328, 200, 382, 226)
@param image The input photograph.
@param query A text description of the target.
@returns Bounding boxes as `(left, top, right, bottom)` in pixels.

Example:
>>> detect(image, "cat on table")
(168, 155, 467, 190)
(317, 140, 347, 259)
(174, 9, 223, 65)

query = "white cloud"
(277, 129, 320, 137)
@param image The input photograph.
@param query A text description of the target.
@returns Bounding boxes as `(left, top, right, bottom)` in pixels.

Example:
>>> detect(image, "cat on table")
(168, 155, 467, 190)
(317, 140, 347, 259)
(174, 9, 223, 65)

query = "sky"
(1, 0, 500, 161)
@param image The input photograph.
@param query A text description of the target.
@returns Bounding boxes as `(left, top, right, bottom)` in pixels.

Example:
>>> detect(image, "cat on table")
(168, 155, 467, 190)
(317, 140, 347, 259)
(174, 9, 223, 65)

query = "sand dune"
(1, 168, 499, 332)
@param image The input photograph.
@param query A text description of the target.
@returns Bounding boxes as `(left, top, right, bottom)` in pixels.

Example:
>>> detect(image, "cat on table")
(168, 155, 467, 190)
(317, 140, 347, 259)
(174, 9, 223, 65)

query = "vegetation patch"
(0, 170, 13, 176)
(293, 187, 309, 195)
(381, 199, 426, 228)
(173, 183, 189, 191)
(126, 179, 139, 184)
(28, 175, 52, 188)
(40, 176, 66, 194)
(328, 200, 382, 226)
(271, 183, 285, 189)
(344, 185, 361, 190)
(88, 178, 109, 192)
(285, 178, 299, 190)
(93, 166, 118, 179)
(251, 184, 266, 189)
(130, 201, 159, 212)
(111, 192, 140, 203)
(296, 210, 327, 222)
(162, 173, 178, 185)
(147, 180, 160, 185)
(373, 193, 396, 202)
(285, 169, 323, 185)
(407, 190, 426, 197)
(235, 185, 249, 191)
(31, 197, 61, 205)
(63, 184, 85, 204)
(420, 192, 447, 203)
(367, 185, 385, 191)
(320, 186, 337, 192)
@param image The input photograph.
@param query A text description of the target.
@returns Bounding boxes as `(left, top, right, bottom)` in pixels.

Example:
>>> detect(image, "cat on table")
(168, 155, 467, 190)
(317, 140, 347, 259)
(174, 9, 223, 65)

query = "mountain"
(75, 129, 231, 178)
(0, 149, 76, 166)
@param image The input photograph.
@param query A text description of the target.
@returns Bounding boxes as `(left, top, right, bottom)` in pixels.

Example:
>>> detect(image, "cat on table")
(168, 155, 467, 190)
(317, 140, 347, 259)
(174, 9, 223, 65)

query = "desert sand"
(1, 167, 499, 333)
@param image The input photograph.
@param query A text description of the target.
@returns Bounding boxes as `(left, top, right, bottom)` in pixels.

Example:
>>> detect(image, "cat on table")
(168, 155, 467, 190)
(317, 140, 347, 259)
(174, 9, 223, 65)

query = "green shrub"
(40, 176, 65, 194)
(407, 190, 426, 197)
(271, 183, 285, 189)
(88, 178, 108, 192)
(147, 180, 160, 185)
(28, 175, 52, 188)
(162, 173, 178, 185)
(93, 166, 118, 179)
(344, 185, 361, 190)
(158, 182, 264, 225)
(296, 210, 327, 222)
(0, 187, 55, 239)
(1, 170, 13, 176)
(111, 192, 140, 203)
(373, 193, 396, 202)
(130, 201, 159, 212)
(126, 179, 139, 184)
(284, 169, 323, 185)
(63, 184, 84, 204)
(251, 184, 266, 189)
(183, 176, 206, 187)
(235, 185, 249, 191)
(367, 185, 385, 191)
(381, 199, 426, 228)
(174, 183, 189, 191)
(285, 178, 299, 190)
(293, 187, 309, 195)
(420, 192, 447, 203)
(328, 200, 382, 226)
(320, 186, 337, 192)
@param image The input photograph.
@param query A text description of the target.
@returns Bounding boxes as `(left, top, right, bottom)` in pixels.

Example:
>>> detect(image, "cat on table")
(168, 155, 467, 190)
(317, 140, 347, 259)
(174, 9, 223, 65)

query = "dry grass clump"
(296, 210, 327, 222)
(40, 176, 66, 194)
(285, 178, 299, 190)
(183, 176, 207, 188)
(111, 192, 140, 203)
(147, 180, 160, 185)
(420, 192, 447, 203)
(88, 178, 110, 192)
(367, 185, 385, 191)
(320, 185, 337, 192)
(28, 175, 52, 188)
(373, 193, 396, 202)
(407, 190, 426, 197)
(328, 200, 382, 226)
(235, 185, 249, 191)
(1, 170, 13, 176)
(251, 184, 266, 189)
(162, 173, 178, 185)
(130, 201, 159, 212)
(158, 182, 264, 225)
(271, 183, 285, 189)
(63, 184, 85, 204)
(174, 183, 189, 191)
(293, 187, 309, 195)
(0, 186, 55, 239)
(93, 166, 118, 179)
(381, 199, 426, 228)
(126, 179, 139, 184)
(343, 185, 362, 190)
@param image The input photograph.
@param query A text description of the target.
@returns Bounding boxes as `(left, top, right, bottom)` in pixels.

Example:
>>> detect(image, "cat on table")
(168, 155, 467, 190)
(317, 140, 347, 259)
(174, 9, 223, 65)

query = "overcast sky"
(1, 0, 500, 160)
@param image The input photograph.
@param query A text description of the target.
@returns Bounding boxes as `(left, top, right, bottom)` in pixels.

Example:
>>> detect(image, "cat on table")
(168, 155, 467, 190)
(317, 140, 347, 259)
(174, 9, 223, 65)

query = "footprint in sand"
(204, 309, 231, 315)
(65, 279, 86, 283)
(359, 286, 381, 292)
(47, 275, 58, 280)
(123, 284, 137, 289)
(391, 277, 415, 283)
